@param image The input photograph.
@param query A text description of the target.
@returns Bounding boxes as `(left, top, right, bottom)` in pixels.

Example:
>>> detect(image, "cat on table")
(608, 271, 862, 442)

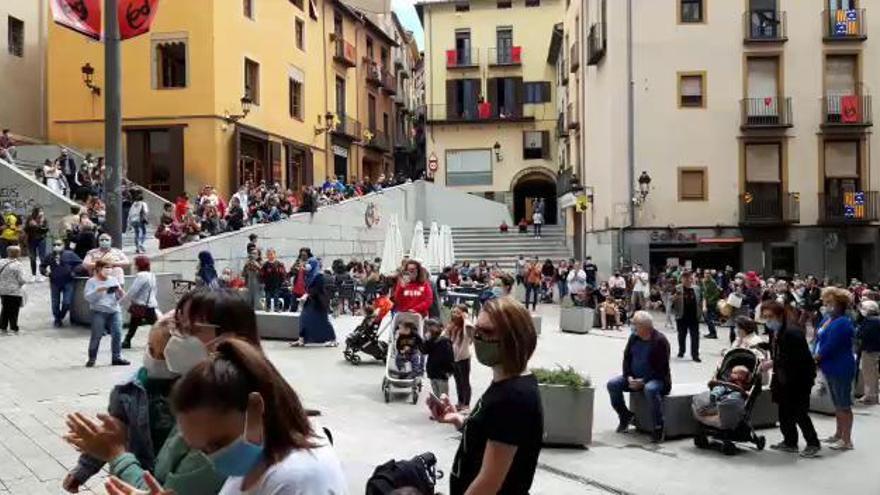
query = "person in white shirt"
(82, 234, 130, 285)
(566, 264, 588, 305)
(126, 188, 149, 254)
(105, 338, 348, 495)
(608, 272, 627, 299)
(631, 265, 650, 312)
(232, 184, 250, 221)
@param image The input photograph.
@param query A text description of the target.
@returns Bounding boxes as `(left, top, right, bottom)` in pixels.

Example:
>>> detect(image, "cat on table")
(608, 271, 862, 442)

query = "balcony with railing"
(333, 37, 357, 67)
(557, 112, 568, 138)
(446, 48, 480, 69)
(739, 192, 800, 226)
(330, 113, 361, 140)
(365, 60, 382, 86)
(394, 128, 414, 151)
(587, 23, 605, 65)
(823, 8, 867, 41)
(822, 90, 873, 128)
(425, 102, 553, 124)
(740, 97, 793, 129)
(819, 191, 880, 224)
(567, 103, 579, 131)
(363, 128, 391, 152)
(488, 46, 522, 67)
(569, 42, 580, 72)
(744, 10, 787, 43)
(382, 70, 397, 95)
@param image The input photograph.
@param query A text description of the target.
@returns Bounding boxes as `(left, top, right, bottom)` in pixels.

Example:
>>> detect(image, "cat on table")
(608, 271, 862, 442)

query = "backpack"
(365, 452, 441, 495)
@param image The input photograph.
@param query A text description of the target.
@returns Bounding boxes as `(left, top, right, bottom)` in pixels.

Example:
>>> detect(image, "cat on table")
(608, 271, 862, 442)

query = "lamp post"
(493, 141, 503, 161)
(633, 171, 652, 206)
(81, 63, 100, 95)
(104, 0, 123, 248)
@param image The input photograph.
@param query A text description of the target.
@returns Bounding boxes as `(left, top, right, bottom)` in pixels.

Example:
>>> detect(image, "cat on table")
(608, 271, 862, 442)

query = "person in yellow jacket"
(0, 203, 22, 259)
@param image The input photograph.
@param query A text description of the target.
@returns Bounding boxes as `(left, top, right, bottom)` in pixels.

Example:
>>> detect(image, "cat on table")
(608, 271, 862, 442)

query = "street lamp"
(225, 96, 253, 123)
(493, 141, 503, 161)
(633, 171, 652, 206)
(80, 63, 101, 96)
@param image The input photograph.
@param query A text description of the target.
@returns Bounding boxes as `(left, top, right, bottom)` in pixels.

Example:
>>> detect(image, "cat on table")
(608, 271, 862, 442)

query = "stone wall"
(0, 156, 79, 237)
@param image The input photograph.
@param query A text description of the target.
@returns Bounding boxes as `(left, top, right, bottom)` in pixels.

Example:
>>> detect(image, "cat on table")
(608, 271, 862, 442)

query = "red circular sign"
(428, 156, 438, 171)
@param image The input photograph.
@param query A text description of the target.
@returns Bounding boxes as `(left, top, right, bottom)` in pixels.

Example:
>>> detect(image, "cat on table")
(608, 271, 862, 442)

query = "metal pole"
(104, 0, 123, 248)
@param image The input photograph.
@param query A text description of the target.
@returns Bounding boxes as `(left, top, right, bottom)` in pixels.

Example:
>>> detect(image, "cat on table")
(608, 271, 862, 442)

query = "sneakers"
(651, 427, 665, 444)
(616, 413, 634, 433)
(800, 445, 821, 458)
(85, 360, 95, 368)
(821, 435, 840, 444)
(770, 442, 799, 453)
(53, 320, 63, 328)
(829, 440, 854, 451)
(121, 341, 132, 349)
(677, 353, 685, 359)
(111, 358, 131, 366)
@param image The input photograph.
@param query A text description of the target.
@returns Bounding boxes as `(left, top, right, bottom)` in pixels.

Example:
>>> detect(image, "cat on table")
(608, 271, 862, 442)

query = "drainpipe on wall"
(620, 0, 635, 268)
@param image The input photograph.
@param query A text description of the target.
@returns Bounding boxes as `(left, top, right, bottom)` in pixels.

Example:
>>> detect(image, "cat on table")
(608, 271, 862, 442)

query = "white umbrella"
(380, 214, 402, 275)
(425, 221, 441, 272)
(410, 221, 427, 261)
(441, 225, 455, 267)
(393, 214, 404, 269)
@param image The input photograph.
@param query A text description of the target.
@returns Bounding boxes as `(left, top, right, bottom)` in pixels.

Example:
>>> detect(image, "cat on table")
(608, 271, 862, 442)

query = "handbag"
(129, 275, 154, 319)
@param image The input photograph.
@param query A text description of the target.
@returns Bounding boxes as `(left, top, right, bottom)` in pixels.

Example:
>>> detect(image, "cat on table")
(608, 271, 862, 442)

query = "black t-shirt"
(451, 374, 543, 495)
(682, 287, 698, 321)
(584, 263, 598, 285)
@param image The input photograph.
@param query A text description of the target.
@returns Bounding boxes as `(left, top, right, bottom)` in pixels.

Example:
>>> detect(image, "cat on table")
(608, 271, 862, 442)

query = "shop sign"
(332, 145, 348, 158)
(649, 230, 699, 243)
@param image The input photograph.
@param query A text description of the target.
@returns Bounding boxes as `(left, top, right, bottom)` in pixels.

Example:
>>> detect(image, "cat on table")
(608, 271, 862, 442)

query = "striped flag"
(834, 9, 860, 36)
(844, 191, 866, 219)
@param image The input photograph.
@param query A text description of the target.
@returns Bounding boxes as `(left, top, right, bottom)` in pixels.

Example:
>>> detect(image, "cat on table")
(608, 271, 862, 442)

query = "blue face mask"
(208, 426, 264, 477)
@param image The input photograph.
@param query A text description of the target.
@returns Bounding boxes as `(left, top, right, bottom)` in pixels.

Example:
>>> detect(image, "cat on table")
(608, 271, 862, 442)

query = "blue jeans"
(50, 281, 75, 324)
(130, 221, 147, 252)
(395, 352, 423, 376)
(557, 280, 568, 299)
(607, 375, 665, 430)
(28, 239, 46, 276)
(89, 311, 122, 362)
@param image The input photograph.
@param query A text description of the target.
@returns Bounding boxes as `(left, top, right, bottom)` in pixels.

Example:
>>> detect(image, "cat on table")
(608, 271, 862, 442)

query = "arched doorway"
(512, 169, 557, 225)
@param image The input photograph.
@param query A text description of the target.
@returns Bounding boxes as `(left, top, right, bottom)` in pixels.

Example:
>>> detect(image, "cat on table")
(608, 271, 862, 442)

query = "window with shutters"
(679, 0, 704, 23)
(7, 16, 23, 58)
(523, 131, 548, 160)
(244, 0, 255, 19)
(678, 72, 706, 108)
(245, 58, 260, 105)
(488, 77, 523, 117)
(446, 149, 492, 186)
(295, 18, 305, 51)
(153, 38, 187, 89)
(524, 82, 551, 103)
(446, 79, 480, 120)
(679, 168, 707, 201)
(289, 78, 303, 120)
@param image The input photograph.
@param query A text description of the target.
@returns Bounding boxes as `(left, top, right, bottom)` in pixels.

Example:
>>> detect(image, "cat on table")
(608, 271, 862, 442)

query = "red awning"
(699, 237, 744, 244)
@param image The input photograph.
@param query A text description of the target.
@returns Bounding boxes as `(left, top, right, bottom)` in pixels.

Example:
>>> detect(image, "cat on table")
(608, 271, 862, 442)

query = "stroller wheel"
(349, 353, 361, 365)
(755, 435, 766, 451)
(384, 388, 391, 403)
(694, 434, 709, 450)
(411, 390, 419, 405)
(722, 441, 737, 456)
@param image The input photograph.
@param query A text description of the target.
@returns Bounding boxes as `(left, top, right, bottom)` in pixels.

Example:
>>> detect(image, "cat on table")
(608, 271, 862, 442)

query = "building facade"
(1, 1, 48, 141)
(572, 0, 880, 283)
(417, 0, 560, 225)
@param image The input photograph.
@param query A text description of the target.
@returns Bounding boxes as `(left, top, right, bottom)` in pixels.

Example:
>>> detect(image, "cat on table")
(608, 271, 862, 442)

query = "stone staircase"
(447, 225, 571, 272)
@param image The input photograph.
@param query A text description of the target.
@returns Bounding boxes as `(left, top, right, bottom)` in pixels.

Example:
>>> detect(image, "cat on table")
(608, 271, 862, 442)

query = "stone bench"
(630, 383, 778, 438)
(256, 311, 301, 341)
(560, 307, 593, 334)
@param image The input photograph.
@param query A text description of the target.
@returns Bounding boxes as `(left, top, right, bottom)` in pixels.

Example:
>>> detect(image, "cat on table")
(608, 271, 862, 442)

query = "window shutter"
(824, 141, 859, 178)
(680, 170, 705, 200)
(487, 78, 498, 117)
(446, 80, 457, 119)
(745, 144, 781, 183)
(681, 76, 702, 96)
(542, 131, 550, 159)
(513, 77, 524, 117)
(304, 149, 314, 186)
(468, 78, 481, 117)
(541, 82, 551, 102)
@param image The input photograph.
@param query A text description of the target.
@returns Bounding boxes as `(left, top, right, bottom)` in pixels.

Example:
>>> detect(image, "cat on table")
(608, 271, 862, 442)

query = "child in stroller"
(343, 293, 393, 365)
(394, 321, 424, 378)
(692, 348, 767, 455)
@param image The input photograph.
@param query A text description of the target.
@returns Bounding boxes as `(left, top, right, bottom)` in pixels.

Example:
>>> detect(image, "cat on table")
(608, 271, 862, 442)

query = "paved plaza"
(0, 283, 877, 494)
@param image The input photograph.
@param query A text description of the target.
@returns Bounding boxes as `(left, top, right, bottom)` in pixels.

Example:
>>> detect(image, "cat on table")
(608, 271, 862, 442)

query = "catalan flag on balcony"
(844, 191, 866, 219)
(834, 9, 860, 36)
(841, 95, 861, 123)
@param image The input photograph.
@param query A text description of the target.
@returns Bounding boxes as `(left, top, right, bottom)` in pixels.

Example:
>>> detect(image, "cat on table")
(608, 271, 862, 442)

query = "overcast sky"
(392, 0, 424, 49)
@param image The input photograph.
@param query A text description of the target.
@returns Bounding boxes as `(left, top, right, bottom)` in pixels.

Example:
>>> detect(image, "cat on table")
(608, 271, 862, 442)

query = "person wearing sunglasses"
(430, 297, 542, 495)
(41, 239, 82, 327)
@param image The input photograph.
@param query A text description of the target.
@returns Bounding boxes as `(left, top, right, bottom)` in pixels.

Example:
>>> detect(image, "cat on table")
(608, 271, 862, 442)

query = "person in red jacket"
(394, 260, 434, 317)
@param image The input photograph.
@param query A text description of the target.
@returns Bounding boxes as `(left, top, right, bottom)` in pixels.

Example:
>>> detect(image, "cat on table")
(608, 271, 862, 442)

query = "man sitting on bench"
(607, 311, 672, 443)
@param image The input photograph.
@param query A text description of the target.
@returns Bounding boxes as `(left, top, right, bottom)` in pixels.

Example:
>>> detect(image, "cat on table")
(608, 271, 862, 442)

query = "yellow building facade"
(417, 0, 561, 224)
(48, 0, 330, 198)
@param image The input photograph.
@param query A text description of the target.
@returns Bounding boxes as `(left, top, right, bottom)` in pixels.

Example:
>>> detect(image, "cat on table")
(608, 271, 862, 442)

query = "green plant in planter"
(532, 365, 592, 388)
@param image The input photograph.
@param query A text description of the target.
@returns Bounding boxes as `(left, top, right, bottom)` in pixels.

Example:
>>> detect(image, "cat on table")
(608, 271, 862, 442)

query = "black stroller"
(692, 348, 767, 455)
(343, 312, 389, 365)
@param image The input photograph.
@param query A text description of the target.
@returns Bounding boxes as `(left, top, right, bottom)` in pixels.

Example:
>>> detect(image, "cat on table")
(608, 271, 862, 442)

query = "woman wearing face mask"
(432, 297, 542, 495)
(83, 233, 130, 284)
(63, 318, 225, 495)
(0, 246, 27, 334)
(394, 260, 434, 317)
(291, 258, 337, 347)
(41, 240, 82, 327)
(84, 258, 129, 367)
(120, 256, 160, 349)
(814, 287, 857, 451)
(106, 338, 345, 495)
(445, 304, 474, 412)
(761, 301, 820, 457)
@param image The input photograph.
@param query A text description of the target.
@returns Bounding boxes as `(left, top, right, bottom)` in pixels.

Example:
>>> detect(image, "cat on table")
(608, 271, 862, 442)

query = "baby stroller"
(344, 304, 391, 365)
(692, 348, 767, 455)
(382, 312, 424, 404)
(540, 276, 555, 303)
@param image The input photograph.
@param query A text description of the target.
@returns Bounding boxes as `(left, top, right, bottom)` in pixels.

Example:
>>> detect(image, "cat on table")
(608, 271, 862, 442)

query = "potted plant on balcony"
(533, 366, 594, 446)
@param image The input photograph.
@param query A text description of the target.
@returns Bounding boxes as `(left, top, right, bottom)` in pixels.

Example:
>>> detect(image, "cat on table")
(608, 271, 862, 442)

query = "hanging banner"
(50, 0, 102, 40)
(119, 0, 160, 40)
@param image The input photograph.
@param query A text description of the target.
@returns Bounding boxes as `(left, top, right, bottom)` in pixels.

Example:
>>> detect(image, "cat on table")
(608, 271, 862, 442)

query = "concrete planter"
(560, 307, 593, 334)
(256, 311, 301, 341)
(539, 384, 594, 446)
(71, 273, 181, 326)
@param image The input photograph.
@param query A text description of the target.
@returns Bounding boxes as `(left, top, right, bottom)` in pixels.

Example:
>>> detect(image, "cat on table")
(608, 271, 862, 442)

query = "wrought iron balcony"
(569, 42, 580, 72)
(744, 10, 787, 43)
(823, 8, 867, 41)
(365, 60, 382, 86)
(445, 48, 479, 69)
(488, 46, 522, 67)
(740, 97, 793, 129)
(739, 192, 799, 226)
(819, 191, 879, 224)
(333, 38, 357, 67)
(330, 113, 361, 140)
(587, 23, 605, 65)
(425, 102, 552, 124)
(822, 91, 873, 128)
(382, 69, 397, 95)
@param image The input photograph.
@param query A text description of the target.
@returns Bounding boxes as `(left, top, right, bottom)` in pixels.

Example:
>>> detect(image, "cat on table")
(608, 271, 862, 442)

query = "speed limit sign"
(428, 153, 438, 171)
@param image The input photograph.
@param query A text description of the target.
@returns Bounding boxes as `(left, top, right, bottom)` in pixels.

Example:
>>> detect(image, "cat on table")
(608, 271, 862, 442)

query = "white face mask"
(99, 239, 112, 249)
(101, 268, 114, 278)
(143, 349, 178, 380)
(163, 335, 209, 375)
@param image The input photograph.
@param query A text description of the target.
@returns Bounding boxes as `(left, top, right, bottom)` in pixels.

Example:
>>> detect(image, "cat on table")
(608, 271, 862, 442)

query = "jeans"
(533, 224, 542, 237)
(777, 389, 819, 448)
(557, 280, 568, 299)
(264, 287, 286, 311)
(704, 304, 718, 337)
(452, 358, 472, 407)
(676, 318, 700, 359)
(28, 239, 46, 276)
(130, 221, 147, 252)
(50, 281, 75, 324)
(0, 295, 22, 331)
(88, 310, 123, 362)
(524, 283, 539, 310)
(607, 375, 665, 430)
(394, 352, 423, 376)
